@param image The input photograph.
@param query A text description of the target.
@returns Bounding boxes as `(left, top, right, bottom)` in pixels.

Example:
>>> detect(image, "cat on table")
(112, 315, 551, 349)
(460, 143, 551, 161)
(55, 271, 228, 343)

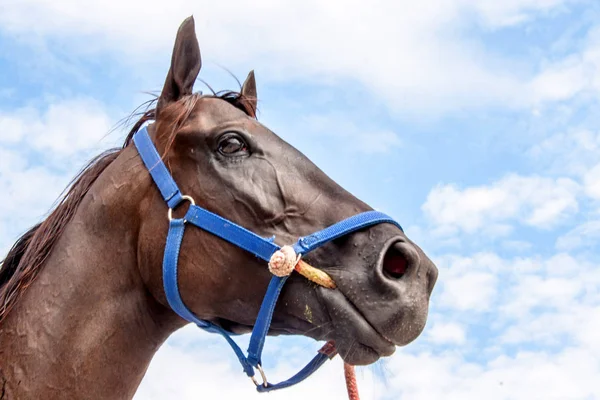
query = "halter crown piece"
(133, 127, 404, 392)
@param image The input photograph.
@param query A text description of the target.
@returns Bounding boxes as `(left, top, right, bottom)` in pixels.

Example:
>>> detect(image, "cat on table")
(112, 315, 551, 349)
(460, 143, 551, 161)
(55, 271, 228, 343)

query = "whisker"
(344, 340, 357, 361)
(300, 321, 332, 336)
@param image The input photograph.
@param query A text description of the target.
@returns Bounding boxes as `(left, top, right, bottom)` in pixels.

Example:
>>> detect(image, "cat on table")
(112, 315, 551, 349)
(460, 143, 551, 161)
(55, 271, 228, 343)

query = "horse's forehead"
(189, 97, 257, 130)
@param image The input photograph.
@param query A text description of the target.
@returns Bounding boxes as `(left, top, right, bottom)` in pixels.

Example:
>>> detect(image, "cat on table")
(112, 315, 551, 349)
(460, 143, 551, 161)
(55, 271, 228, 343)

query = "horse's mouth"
(317, 286, 396, 366)
(210, 284, 396, 366)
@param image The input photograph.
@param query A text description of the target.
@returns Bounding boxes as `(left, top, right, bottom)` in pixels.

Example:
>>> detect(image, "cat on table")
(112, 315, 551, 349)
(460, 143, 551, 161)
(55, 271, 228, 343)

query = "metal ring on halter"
(250, 364, 268, 388)
(167, 195, 196, 222)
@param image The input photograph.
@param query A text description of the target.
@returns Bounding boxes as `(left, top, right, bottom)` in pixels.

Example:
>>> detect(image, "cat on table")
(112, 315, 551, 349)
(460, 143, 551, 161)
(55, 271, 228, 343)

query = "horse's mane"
(0, 90, 255, 325)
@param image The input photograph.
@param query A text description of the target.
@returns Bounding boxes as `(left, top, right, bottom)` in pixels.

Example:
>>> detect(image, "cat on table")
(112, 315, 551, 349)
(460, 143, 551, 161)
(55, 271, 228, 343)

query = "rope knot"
(268, 246, 298, 277)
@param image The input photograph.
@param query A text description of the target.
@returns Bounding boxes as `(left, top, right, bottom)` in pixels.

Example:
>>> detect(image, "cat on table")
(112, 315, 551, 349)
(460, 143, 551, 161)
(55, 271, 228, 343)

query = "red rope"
(344, 363, 360, 400)
(319, 341, 360, 400)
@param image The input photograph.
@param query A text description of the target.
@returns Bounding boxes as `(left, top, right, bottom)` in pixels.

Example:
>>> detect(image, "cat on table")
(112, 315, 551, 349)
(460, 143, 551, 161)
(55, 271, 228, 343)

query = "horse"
(0, 16, 438, 399)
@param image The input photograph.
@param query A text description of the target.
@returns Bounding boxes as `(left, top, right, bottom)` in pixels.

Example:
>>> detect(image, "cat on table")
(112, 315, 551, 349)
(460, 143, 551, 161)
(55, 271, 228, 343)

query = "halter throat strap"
(133, 127, 403, 392)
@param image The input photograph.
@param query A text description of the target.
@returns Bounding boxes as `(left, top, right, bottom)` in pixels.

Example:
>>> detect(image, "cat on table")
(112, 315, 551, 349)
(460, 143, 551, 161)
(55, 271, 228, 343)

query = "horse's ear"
(241, 70, 257, 118)
(157, 16, 201, 114)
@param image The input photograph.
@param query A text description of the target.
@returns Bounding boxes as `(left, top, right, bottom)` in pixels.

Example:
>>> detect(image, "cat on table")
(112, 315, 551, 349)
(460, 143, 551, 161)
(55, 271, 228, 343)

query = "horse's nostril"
(382, 243, 409, 279)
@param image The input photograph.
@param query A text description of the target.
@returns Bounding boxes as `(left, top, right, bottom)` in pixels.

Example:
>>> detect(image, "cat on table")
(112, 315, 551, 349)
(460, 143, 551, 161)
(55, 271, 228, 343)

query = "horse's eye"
(218, 135, 248, 156)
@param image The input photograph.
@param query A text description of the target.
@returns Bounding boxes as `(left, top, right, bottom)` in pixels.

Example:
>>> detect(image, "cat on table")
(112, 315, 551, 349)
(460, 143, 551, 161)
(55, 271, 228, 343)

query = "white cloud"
(501, 240, 533, 252)
(526, 24, 600, 107)
(408, 249, 600, 399)
(556, 220, 600, 250)
(495, 253, 600, 347)
(380, 347, 600, 400)
(530, 54, 591, 103)
(501, 275, 584, 319)
(441, 271, 498, 311)
(0, 147, 69, 225)
(426, 321, 467, 345)
(0, 113, 28, 143)
(423, 174, 580, 235)
(0, 98, 118, 250)
(499, 253, 596, 320)
(583, 162, 600, 199)
(434, 252, 503, 313)
(431, 250, 600, 333)
(0, 98, 116, 159)
(468, 0, 580, 28)
(298, 113, 402, 154)
(0, 0, 588, 115)
(528, 130, 600, 176)
(543, 252, 586, 276)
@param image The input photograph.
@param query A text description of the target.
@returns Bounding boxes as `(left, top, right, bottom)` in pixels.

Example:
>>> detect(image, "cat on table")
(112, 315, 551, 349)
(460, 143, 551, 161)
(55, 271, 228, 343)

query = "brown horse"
(0, 16, 438, 399)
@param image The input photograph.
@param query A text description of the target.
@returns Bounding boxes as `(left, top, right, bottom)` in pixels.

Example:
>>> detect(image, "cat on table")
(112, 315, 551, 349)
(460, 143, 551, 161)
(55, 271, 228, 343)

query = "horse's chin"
(316, 286, 398, 365)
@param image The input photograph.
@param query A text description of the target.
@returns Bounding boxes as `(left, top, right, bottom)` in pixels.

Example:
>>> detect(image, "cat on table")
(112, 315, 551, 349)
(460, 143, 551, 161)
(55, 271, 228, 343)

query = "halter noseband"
(133, 127, 403, 392)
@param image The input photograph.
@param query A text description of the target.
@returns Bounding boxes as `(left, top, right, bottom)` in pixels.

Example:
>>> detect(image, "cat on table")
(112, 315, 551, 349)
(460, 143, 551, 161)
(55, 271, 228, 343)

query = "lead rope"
(269, 246, 360, 400)
(344, 362, 360, 400)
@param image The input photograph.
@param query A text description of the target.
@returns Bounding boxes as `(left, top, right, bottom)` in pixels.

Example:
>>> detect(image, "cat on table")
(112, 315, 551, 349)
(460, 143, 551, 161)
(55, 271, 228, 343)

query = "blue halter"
(133, 127, 403, 392)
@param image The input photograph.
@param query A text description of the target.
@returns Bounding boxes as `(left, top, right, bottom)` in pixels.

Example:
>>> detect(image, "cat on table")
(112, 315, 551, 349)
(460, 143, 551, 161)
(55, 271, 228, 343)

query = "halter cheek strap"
(133, 127, 403, 392)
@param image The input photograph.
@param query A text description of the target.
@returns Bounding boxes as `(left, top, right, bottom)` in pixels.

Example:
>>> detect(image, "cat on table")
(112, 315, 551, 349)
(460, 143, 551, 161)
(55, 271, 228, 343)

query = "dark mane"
(0, 90, 255, 325)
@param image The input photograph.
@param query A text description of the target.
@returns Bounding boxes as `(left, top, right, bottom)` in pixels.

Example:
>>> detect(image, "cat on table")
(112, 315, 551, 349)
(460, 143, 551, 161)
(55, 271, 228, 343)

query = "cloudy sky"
(1, 1, 600, 399)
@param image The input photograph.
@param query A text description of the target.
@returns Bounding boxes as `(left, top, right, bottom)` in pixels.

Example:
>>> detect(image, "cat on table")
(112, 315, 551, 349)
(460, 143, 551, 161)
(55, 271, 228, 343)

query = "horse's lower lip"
(317, 286, 395, 365)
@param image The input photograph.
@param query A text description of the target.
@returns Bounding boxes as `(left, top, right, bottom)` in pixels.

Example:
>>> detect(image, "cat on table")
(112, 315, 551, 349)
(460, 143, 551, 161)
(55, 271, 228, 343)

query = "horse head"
(137, 16, 438, 366)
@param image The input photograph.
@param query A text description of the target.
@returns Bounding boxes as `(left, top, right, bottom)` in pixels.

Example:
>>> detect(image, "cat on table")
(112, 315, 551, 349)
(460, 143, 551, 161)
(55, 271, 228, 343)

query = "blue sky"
(1, 1, 599, 399)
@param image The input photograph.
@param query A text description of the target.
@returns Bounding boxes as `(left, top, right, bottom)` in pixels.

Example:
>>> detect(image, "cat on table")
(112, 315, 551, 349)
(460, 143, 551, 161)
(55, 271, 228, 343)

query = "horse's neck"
(0, 147, 181, 399)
